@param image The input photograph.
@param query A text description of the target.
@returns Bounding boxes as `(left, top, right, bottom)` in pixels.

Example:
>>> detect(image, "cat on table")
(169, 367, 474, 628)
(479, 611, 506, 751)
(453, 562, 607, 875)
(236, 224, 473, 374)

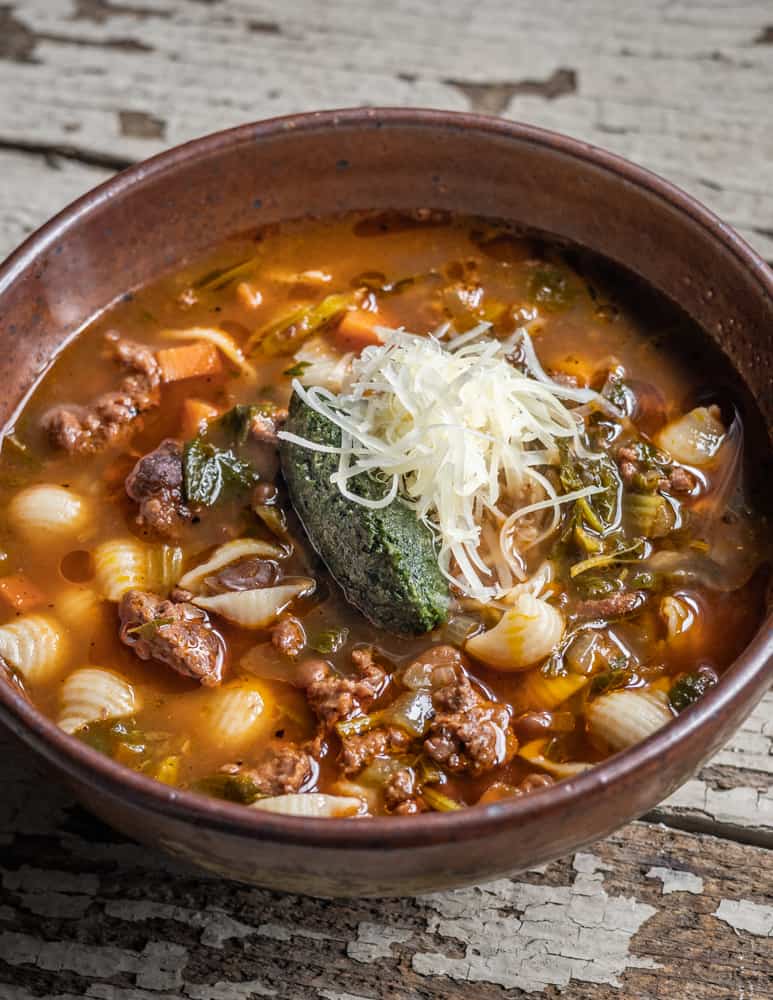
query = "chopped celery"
(193, 772, 263, 804)
(250, 292, 354, 356)
(155, 755, 181, 785)
(335, 691, 435, 740)
(195, 256, 257, 291)
(574, 521, 603, 554)
(570, 539, 645, 578)
(576, 496, 604, 533)
(422, 785, 462, 812)
(335, 714, 379, 739)
(623, 493, 675, 538)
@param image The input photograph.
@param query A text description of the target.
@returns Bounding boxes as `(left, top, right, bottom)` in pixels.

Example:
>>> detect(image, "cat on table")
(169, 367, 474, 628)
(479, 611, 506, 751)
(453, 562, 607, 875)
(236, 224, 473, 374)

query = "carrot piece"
(180, 398, 220, 438)
(332, 310, 384, 353)
(0, 574, 46, 613)
(157, 342, 222, 383)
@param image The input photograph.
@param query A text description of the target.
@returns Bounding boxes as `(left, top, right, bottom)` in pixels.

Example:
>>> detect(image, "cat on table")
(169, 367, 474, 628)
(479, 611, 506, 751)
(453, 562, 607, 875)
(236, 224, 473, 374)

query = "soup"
(0, 211, 769, 818)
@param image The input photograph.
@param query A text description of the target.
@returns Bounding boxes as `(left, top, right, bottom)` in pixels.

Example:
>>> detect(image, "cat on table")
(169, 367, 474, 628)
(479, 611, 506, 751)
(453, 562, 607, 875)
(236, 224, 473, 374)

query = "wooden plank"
(0, 726, 770, 999)
(0, 0, 770, 262)
(0, 149, 112, 261)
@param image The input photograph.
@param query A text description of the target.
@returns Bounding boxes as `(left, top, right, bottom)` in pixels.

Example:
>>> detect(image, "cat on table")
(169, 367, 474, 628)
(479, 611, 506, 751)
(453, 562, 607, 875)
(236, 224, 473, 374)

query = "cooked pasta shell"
(0, 614, 67, 684)
(204, 679, 271, 748)
(518, 738, 592, 779)
(465, 594, 564, 671)
(501, 561, 555, 604)
(58, 667, 139, 735)
(515, 669, 588, 712)
(193, 579, 315, 629)
(586, 688, 672, 752)
(54, 587, 103, 629)
(94, 538, 182, 601)
(9, 484, 89, 542)
(178, 538, 286, 593)
(250, 793, 364, 818)
(655, 406, 725, 467)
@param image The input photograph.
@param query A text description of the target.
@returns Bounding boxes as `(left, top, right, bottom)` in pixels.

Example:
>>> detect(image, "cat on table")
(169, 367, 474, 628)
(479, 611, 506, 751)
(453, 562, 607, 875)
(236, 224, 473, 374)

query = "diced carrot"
(0, 574, 46, 613)
(332, 309, 384, 353)
(180, 398, 220, 438)
(157, 342, 222, 383)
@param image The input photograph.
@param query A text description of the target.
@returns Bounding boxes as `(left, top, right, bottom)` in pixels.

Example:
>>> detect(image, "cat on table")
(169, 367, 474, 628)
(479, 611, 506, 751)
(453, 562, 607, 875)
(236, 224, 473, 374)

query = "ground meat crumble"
(125, 438, 190, 539)
(43, 333, 161, 454)
(221, 745, 314, 797)
(423, 674, 513, 776)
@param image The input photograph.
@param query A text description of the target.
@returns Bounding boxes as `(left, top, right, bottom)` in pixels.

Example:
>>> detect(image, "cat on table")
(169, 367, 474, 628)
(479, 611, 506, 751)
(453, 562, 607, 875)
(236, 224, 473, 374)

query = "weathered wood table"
(0, 2, 771, 997)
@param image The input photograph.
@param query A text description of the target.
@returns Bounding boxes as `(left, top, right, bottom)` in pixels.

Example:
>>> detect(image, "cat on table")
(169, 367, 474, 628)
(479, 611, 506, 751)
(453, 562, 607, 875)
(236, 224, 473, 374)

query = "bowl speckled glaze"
(0, 109, 770, 898)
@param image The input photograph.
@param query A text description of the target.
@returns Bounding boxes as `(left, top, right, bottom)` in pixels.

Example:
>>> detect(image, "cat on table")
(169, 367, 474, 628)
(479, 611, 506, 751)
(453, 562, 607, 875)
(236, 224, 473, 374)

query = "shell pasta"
(0, 210, 767, 817)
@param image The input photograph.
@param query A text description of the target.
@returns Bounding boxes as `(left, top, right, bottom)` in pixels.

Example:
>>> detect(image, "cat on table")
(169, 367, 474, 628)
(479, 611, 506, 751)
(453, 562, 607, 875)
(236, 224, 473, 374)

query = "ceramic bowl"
(0, 109, 770, 897)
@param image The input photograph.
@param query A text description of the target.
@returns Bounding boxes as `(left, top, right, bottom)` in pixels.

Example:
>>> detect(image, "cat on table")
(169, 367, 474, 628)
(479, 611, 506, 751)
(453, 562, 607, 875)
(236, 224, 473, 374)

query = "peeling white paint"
(714, 899, 773, 938)
(0, 932, 188, 992)
(318, 991, 377, 1000)
(408, 854, 659, 992)
(664, 778, 773, 836)
(645, 867, 704, 895)
(185, 980, 277, 999)
(104, 899, 255, 948)
(347, 922, 413, 962)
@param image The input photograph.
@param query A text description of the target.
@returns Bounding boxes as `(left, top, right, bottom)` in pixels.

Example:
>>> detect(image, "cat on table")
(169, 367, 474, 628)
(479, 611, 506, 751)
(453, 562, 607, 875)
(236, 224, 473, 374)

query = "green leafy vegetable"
(126, 617, 175, 640)
(192, 772, 264, 804)
(309, 627, 350, 655)
(669, 672, 717, 713)
(283, 361, 312, 378)
(183, 438, 257, 506)
(219, 402, 282, 445)
(527, 265, 575, 312)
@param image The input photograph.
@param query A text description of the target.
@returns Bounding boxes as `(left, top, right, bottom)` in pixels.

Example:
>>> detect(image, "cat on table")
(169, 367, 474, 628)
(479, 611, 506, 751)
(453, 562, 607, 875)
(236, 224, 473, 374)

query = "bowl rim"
(0, 106, 771, 850)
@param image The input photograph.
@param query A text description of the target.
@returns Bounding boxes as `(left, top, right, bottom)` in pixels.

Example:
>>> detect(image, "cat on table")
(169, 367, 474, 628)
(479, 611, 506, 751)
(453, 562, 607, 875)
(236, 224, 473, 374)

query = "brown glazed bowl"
(0, 109, 771, 897)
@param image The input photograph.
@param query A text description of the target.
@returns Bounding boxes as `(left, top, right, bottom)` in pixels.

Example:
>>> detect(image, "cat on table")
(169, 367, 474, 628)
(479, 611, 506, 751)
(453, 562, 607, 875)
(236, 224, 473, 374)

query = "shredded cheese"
(278, 326, 617, 600)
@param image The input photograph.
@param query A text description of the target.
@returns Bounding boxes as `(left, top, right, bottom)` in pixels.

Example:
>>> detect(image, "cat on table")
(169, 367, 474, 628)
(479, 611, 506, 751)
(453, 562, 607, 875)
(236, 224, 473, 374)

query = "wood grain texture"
(0, 0, 771, 262)
(0, 726, 771, 1000)
(0, 2, 771, 996)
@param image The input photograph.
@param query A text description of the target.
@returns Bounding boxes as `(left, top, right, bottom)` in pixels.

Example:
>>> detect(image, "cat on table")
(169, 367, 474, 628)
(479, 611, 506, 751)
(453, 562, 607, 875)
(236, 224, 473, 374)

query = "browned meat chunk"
(222, 745, 313, 797)
(206, 556, 279, 593)
(667, 465, 697, 494)
(125, 439, 190, 539)
(384, 767, 424, 815)
(574, 590, 645, 621)
(43, 333, 161, 454)
(270, 614, 306, 657)
(424, 675, 512, 776)
(300, 647, 387, 730)
(339, 726, 410, 775)
(248, 406, 288, 446)
(118, 589, 225, 686)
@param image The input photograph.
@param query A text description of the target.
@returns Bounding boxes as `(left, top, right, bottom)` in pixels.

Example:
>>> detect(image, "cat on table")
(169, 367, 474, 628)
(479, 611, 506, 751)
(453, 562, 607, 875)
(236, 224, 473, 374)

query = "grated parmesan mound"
(278, 325, 618, 600)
